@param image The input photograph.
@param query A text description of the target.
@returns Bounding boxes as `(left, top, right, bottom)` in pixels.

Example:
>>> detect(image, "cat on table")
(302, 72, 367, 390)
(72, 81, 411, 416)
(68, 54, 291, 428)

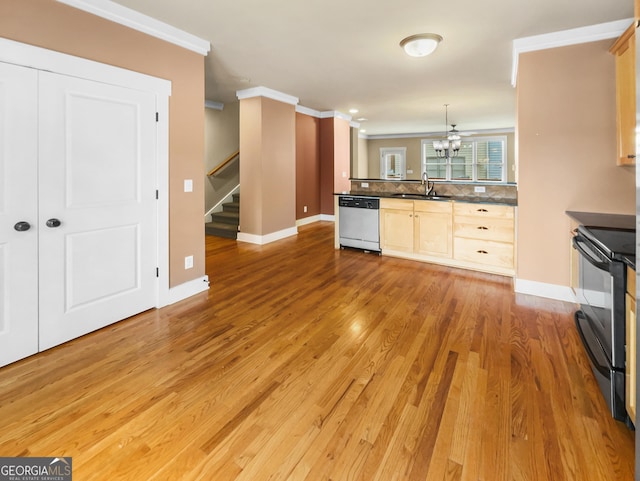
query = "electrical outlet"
(361, 182, 369, 188)
(303, 205, 308, 213)
(184, 255, 193, 269)
(474, 186, 486, 193)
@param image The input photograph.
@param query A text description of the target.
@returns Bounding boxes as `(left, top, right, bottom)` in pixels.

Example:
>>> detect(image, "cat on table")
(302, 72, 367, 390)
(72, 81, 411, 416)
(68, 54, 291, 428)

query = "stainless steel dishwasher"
(338, 196, 380, 252)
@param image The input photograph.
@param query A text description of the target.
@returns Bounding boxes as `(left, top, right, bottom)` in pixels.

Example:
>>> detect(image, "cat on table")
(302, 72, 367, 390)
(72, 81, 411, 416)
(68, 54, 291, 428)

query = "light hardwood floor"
(0, 221, 634, 480)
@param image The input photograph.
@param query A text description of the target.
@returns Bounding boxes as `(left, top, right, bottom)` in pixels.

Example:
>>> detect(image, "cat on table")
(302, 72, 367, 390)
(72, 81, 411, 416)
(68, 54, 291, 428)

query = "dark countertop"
(336, 191, 518, 206)
(566, 211, 636, 230)
(566, 210, 636, 270)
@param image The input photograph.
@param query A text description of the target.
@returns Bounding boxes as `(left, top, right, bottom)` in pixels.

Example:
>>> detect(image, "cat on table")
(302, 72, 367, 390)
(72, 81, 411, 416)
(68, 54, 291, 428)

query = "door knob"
(46, 218, 62, 228)
(14, 221, 31, 232)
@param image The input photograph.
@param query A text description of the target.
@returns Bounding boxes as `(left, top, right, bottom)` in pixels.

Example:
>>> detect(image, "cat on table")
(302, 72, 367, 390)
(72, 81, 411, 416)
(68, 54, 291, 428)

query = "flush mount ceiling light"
(400, 33, 443, 57)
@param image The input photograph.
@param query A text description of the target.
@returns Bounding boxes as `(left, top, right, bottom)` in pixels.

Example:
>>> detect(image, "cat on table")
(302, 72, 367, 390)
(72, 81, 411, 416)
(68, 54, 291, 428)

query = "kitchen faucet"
(421, 171, 434, 196)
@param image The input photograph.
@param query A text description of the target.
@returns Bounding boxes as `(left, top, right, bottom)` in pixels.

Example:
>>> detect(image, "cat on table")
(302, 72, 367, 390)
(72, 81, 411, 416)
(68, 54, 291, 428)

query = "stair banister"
(207, 150, 239, 177)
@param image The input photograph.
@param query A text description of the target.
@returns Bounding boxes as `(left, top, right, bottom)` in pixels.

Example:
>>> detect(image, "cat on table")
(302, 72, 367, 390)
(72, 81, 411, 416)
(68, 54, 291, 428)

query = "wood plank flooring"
(0, 221, 634, 480)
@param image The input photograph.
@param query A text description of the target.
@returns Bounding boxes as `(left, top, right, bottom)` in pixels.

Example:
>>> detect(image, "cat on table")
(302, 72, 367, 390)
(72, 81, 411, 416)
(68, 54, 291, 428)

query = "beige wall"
(239, 96, 296, 236)
(357, 135, 369, 178)
(364, 133, 516, 182)
(517, 40, 635, 286)
(1, 0, 206, 288)
(205, 102, 240, 211)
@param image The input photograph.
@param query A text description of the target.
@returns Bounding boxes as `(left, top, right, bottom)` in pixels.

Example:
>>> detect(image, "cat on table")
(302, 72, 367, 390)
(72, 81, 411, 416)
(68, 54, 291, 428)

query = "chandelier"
(432, 104, 461, 158)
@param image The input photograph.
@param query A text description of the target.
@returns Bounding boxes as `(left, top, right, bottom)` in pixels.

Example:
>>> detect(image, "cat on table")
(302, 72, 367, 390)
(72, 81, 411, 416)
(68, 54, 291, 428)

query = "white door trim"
(0, 36, 171, 308)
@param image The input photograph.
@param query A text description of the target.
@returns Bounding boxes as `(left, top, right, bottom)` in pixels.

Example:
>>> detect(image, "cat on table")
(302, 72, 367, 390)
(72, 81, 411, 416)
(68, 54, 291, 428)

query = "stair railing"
(207, 150, 239, 177)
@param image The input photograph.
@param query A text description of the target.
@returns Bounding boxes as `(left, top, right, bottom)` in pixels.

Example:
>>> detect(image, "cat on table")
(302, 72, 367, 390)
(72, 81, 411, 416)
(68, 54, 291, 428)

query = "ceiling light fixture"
(400, 33, 443, 57)
(433, 104, 461, 158)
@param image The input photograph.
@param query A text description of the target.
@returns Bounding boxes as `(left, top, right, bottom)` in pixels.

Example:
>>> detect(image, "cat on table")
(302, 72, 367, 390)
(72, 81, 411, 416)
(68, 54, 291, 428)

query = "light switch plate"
(184, 179, 193, 192)
(184, 255, 193, 269)
(474, 186, 486, 193)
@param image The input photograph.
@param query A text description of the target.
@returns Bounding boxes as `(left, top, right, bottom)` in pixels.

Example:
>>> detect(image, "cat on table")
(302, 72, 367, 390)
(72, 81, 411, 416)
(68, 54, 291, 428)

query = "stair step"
(205, 222, 238, 239)
(222, 201, 239, 213)
(211, 211, 239, 225)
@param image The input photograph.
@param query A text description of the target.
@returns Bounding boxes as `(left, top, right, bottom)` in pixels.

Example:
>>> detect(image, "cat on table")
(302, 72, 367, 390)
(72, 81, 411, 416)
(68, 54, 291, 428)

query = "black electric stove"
(578, 225, 636, 261)
(573, 223, 636, 425)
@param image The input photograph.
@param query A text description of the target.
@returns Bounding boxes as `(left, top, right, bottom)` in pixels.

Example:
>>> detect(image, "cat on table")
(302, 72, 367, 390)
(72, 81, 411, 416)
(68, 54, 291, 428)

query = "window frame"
(421, 135, 507, 182)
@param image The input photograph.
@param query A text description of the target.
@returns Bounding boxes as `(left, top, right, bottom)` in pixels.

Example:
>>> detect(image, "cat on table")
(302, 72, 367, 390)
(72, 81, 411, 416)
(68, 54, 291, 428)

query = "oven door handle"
(572, 234, 610, 271)
(574, 311, 610, 377)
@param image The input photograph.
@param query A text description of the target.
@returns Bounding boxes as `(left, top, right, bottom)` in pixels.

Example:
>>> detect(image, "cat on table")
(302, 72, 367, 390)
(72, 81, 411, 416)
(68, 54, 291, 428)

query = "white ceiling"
(113, 0, 633, 136)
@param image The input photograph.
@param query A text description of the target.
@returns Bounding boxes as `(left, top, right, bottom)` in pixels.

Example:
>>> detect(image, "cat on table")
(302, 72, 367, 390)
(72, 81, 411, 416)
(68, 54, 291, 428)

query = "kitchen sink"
(391, 193, 452, 200)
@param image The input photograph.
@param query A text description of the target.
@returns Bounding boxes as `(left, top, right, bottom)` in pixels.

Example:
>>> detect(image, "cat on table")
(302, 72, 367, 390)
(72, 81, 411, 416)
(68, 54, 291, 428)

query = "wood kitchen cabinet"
(610, 23, 636, 166)
(380, 198, 515, 276)
(453, 202, 515, 274)
(380, 199, 414, 253)
(414, 201, 453, 257)
(380, 198, 452, 258)
(626, 265, 636, 424)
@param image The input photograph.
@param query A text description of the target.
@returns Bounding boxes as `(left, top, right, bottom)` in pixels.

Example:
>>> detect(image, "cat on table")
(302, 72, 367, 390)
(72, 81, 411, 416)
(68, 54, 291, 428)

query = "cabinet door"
(612, 27, 636, 165)
(414, 207, 452, 258)
(380, 208, 414, 252)
(0, 62, 39, 367)
(626, 292, 636, 424)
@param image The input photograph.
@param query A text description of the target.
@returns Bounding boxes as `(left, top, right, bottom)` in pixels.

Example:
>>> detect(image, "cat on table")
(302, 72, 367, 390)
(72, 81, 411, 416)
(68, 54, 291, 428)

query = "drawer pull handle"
(477, 250, 488, 254)
(477, 226, 489, 230)
(477, 208, 488, 212)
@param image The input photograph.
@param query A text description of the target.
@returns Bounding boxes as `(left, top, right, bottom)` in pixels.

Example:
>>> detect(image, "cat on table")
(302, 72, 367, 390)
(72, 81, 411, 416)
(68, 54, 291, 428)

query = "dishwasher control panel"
(338, 196, 380, 209)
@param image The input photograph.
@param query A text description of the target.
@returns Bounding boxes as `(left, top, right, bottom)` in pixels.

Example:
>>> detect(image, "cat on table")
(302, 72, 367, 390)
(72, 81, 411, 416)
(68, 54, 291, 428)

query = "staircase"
(205, 193, 239, 239)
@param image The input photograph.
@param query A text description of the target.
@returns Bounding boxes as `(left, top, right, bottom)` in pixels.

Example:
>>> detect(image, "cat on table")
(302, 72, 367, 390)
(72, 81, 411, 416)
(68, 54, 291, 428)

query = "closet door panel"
(37, 71, 158, 350)
(0, 62, 39, 367)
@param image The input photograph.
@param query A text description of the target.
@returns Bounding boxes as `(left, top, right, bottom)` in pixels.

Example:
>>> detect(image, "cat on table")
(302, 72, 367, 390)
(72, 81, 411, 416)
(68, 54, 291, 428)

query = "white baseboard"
(514, 278, 577, 303)
(296, 214, 323, 226)
(237, 226, 298, 245)
(159, 275, 210, 307)
(320, 214, 335, 222)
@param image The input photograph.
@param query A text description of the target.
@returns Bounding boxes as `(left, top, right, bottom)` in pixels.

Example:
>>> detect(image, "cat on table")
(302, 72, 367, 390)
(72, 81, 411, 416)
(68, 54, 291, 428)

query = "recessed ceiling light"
(349, 108, 359, 114)
(357, 117, 368, 122)
(360, 129, 366, 133)
(400, 33, 443, 57)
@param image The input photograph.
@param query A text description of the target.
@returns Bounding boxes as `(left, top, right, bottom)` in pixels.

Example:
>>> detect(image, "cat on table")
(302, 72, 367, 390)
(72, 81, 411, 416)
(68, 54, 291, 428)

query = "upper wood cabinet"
(610, 23, 636, 166)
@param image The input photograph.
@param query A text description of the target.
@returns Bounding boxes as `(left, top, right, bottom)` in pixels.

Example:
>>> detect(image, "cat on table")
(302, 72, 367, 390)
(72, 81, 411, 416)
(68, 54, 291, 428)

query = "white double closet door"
(0, 61, 158, 367)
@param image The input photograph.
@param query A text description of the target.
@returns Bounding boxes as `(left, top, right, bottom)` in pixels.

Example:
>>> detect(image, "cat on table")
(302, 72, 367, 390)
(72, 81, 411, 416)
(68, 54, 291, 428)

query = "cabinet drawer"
(454, 237, 514, 269)
(380, 198, 413, 211)
(454, 202, 514, 219)
(414, 200, 453, 214)
(454, 215, 514, 243)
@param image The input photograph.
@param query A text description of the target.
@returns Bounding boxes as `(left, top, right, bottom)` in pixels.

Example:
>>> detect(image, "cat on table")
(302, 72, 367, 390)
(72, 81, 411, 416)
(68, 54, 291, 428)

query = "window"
(421, 136, 506, 182)
(380, 147, 407, 180)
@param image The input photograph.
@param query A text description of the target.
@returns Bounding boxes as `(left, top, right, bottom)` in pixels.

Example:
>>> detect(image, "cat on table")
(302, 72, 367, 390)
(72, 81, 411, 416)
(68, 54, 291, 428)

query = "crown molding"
(295, 105, 321, 117)
(364, 127, 514, 140)
(55, 0, 211, 56)
(511, 18, 633, 87)
(236, 86, 299, 106)
(319, 110, 352, 121)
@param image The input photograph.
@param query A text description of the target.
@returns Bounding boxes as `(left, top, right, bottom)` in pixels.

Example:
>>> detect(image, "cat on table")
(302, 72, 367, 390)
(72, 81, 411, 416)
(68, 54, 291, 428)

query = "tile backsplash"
(349, 180, 517, 202)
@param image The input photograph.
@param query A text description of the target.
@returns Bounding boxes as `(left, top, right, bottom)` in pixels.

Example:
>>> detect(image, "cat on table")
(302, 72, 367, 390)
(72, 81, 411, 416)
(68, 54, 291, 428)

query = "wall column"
(236, 87, 298, 244)
(320, 114, 351, 215)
